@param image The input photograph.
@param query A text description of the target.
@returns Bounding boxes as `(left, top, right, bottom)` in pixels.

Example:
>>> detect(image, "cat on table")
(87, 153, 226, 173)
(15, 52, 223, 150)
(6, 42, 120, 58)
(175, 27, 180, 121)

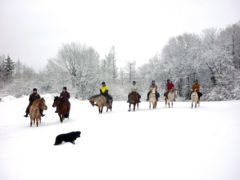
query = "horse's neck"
(168, 92, 174, 100)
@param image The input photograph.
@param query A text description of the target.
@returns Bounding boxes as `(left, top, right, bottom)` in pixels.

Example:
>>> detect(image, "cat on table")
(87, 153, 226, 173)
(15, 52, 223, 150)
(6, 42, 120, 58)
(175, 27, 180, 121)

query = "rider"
(127, 81, 141, 103)
(56, 87, 70, 117)
(191, 79, 202, 100)
(164, 79, 175, 100)
(100, 82, 112, 107)
(24, 88, 44, 117)
(146, 80, 160, 101)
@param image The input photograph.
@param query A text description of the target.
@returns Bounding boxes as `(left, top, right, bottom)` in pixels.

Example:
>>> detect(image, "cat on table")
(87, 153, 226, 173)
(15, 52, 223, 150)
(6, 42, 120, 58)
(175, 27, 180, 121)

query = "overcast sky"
(0, 0, 240, 71)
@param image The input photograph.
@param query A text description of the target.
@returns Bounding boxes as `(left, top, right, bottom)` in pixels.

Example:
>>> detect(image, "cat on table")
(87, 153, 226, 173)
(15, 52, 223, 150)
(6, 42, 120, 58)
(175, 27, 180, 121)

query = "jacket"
(100, 85, 109, 94)
(130, 85, 138, 93)
(166, 82, 174, 91)
(29, 93, 40, 104)
(192, 83, 200, 92)
(60, 91, 70, 101)
(150, 84, 158, 92)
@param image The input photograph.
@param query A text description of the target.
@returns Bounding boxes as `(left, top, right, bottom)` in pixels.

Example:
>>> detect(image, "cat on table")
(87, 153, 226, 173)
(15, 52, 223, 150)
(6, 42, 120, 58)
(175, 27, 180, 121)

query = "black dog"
(54, 131, 81, 145)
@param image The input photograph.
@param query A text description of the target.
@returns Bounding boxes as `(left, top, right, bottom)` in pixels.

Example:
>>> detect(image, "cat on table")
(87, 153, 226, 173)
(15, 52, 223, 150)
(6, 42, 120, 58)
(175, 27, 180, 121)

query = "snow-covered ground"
(0, 94, 240, 180)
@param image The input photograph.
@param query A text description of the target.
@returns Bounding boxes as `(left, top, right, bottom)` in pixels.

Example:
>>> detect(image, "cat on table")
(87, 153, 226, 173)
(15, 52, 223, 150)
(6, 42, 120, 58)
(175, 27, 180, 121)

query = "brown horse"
(29, 98, 47, 127)
(88, 95, 112, 114)
(128, 92, 139, 111)
(52, 96, 70, 123)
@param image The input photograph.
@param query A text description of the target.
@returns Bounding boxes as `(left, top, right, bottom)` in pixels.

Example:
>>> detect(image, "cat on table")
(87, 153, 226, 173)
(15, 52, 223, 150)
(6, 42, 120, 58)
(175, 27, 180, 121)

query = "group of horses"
(29, 96, 70, 127)
(28, 89, 200, 127)
(127, 88, 179, 111)
(88, 88, 200, 113)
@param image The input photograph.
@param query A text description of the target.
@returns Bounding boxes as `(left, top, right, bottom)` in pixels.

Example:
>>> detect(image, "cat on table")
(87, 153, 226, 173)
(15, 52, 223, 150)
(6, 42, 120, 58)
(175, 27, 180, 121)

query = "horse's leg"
(33, 113, 35, 124)
(133, 103, 136, 111)
(191, 101, 193, 108)
(59, 113, 62, 123)
(129, 103, 131, 111)
(30, 117, 32, 127)
(171, 101, 173, 108)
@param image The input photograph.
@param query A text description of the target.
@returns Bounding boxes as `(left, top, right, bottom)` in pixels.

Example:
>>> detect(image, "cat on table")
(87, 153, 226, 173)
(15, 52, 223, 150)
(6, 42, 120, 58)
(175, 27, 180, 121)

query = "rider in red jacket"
(164, 79, 175, 98)
(166, 80, 174, 91)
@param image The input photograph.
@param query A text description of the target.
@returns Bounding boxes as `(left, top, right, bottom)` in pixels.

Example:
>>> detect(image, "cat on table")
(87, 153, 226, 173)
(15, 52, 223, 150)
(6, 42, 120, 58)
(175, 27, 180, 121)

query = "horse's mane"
(32, 98, 45, 109)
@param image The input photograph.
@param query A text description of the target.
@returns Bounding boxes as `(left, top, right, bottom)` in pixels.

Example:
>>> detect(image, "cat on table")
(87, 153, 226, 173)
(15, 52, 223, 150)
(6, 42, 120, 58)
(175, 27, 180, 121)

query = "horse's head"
(52, 96, 60, 107)
(88, 96, 95, 106)
(39, 98, 48, 110)
(174, 88, 178, 96)
(151, 87, 156, 94)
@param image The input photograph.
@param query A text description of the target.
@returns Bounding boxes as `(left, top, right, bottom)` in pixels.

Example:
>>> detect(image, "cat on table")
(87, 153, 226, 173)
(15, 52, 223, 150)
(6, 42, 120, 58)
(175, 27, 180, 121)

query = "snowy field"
(0, 94, 240, 180)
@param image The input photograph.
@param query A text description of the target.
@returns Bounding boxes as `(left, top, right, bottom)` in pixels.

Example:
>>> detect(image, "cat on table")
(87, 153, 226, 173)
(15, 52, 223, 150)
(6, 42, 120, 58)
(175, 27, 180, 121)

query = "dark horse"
(52, 96, 70, 123)
(128, 92, 139, 112)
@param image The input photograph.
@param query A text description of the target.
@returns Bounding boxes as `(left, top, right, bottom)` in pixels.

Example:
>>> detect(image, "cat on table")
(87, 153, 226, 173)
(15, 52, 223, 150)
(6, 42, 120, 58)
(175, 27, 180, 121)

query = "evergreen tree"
(3, 56, 15, 82)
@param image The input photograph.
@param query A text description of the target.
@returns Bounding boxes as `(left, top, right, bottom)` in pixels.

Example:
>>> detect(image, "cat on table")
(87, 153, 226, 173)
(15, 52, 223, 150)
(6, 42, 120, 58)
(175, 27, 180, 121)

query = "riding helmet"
(33, 88, 37, 91)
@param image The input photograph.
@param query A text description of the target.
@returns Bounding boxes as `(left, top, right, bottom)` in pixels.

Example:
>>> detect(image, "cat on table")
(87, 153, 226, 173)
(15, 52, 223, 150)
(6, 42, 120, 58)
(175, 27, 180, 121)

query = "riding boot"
(65, 112, 69, 118)
(146, 91, 150, 101)
(107, 101, 111, 108)
(40, 109, 45, 117)
(24, 105, 30, 117)
(138, 94, 141, 103)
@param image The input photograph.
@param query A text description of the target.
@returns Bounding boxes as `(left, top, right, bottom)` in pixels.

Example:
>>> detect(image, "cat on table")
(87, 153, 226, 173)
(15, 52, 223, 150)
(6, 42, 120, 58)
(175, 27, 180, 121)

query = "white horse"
(165, 88, 178, 108)
(149, 87, 157, 109)
(191, 90, 199, 108)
